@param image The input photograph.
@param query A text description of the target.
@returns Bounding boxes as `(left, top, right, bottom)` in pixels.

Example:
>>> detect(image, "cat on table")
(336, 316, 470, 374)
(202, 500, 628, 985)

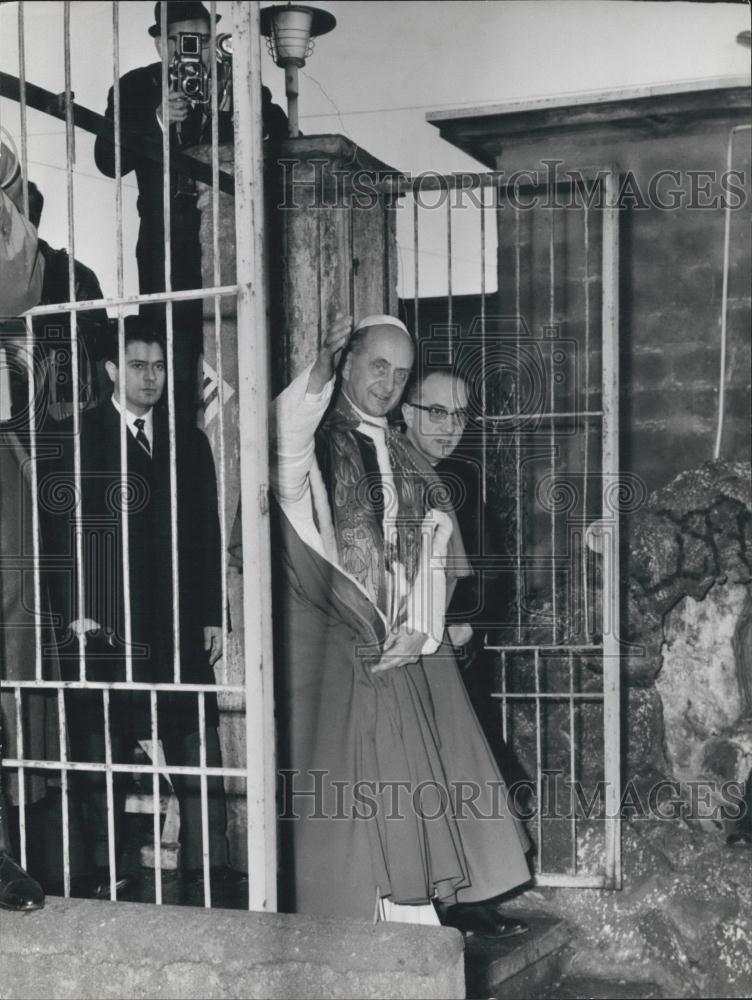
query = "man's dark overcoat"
(53, 399, 222, 736)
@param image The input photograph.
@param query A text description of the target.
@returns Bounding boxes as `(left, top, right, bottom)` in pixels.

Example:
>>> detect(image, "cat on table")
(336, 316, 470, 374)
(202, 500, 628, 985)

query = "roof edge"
(427, 75, 751, 125)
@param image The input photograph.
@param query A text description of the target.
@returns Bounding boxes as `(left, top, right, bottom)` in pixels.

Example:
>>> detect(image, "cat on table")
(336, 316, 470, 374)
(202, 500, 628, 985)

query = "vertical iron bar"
(534, 648, 543, 874)
(500, 650, 508, 744)
(112, 1, 133, 684)
(63, 3, 86, 682)
(23, 314, 42, 680)
(205, 6, 228, 902)
(382, 199, 390, 314)
(348, 202, 356, 322)
(150, 689, 162, 904)
(17, 3, 29, 217)
(159, 1, 182, 685)
(568, 649, 577, 875)
(480, 181, 487, 507)
(316, 211, 323, 351)
(231, 0, 277, 912)
(446, 194, 452, 358)
(209, 1, 229, 662)
(582, 196, 591, 641)
(514, 207, 522, 642)
(13, 1, 33, 685)
(601, 171, 621, 890)
(198, 692, 211, 907)
(103, 689, 117, 899)
(549, 202, 556, 642)
(713, 127, 749, 459)
(14, 689, 27, 870)
(413, 195, 419, 339)
(57, 688, 71, 896)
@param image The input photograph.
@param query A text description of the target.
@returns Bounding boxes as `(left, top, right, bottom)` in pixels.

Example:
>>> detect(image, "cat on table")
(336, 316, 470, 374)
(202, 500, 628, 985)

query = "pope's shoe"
(0, 851, 45, 912)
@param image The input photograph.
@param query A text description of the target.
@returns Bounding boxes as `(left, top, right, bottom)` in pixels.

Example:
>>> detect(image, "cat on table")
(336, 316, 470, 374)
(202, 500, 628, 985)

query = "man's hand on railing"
(204, 625, 223, 667)
(68, 618, 111, 647)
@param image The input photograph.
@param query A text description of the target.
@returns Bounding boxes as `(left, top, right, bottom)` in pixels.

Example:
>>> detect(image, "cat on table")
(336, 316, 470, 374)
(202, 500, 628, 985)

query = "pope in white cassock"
(263, 313, 531, 935)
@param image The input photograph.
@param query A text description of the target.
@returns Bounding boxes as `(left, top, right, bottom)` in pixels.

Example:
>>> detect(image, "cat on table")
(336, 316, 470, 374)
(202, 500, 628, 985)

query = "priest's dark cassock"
(268, 355, 530, 923)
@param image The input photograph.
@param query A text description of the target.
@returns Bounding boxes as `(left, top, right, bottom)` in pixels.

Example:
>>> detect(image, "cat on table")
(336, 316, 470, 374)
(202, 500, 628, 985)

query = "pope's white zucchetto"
(353, 314, 412, 339)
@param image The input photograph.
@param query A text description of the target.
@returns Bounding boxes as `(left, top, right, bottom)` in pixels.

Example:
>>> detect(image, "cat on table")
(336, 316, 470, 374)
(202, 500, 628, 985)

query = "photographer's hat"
(148, 2, 221, 37)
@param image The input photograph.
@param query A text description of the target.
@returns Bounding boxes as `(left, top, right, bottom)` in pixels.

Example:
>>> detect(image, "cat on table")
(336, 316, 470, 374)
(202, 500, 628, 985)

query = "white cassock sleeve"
(269, 363, 334, 558)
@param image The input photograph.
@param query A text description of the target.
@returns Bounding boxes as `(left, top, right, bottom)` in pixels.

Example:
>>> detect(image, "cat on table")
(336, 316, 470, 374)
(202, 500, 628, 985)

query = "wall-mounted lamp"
(260, 3, 336, 138)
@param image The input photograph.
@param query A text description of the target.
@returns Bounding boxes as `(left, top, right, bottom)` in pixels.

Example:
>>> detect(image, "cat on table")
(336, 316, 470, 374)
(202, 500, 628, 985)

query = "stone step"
(536, 977, 666, 999)
(1, 897, 466, 999)
(464, 911, 570, 999)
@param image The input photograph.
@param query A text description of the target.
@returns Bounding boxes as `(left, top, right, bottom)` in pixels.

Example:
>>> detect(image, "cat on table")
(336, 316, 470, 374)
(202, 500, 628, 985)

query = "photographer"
(93, 1, 287, 419)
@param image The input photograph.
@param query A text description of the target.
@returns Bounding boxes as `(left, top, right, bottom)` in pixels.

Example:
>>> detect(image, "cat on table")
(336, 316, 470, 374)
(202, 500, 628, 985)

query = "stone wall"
(0, 898, 465, 1000)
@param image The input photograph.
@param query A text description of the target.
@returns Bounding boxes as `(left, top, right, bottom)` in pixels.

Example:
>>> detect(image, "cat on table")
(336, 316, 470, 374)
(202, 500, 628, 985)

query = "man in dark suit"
(93, 1, 288, 417)
(57, 316, 231, 895)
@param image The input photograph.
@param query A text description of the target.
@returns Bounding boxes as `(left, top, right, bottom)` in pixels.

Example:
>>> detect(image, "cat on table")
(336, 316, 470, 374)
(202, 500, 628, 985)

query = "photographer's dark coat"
(94, 63, 214, 353)
(93, 65, 287, 332)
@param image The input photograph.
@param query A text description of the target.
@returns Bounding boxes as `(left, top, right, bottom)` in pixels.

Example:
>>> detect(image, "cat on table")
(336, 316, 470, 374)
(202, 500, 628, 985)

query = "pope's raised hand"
(307, 313, 352, 394)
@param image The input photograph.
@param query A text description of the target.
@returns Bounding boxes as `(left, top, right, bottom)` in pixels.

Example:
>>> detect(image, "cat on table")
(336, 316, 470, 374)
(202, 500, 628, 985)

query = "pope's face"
(403, 373, 470, 464)
(342, 326, 414, 418)
(106, 340, 166, 416)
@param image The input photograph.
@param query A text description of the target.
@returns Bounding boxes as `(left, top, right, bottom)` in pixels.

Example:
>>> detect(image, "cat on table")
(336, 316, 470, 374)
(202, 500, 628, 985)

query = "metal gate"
(398, 168, 623, 889)
(0, 0, 276, 909)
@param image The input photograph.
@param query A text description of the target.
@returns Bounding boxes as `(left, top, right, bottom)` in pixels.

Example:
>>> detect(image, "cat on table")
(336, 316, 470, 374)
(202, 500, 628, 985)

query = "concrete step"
(536, 977, 666, 999)
(464, 911, 570, 999)
(1, 897, 466, 999)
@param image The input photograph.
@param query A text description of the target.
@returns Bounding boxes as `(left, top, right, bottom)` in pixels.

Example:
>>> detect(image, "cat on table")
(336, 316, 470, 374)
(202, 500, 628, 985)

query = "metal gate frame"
(0, 0, 277, 911)
(392, 166, 623, 890)
(483, 168, 622, 890)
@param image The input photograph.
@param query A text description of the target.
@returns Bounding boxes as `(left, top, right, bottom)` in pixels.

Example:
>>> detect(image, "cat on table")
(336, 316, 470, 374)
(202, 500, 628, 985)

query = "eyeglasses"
(407, 402, 470, 426)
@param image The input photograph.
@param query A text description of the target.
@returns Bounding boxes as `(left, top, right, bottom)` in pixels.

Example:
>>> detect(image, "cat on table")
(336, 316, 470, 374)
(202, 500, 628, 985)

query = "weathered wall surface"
(275, 135, 400, 384)
(492, 120, 751, 495)
(0, 898, 465, 1000)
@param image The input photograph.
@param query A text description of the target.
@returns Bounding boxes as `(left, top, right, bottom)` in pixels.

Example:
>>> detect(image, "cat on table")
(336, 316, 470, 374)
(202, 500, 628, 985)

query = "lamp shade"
(260, 4, 336, 68)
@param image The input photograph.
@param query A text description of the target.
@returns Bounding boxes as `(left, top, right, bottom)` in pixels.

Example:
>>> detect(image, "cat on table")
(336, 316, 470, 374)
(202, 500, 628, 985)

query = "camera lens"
(184, 77, 200, 95)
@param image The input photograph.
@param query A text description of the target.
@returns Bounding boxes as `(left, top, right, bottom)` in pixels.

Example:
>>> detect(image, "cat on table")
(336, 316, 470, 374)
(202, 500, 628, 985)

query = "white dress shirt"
(110, 395, 154, 452)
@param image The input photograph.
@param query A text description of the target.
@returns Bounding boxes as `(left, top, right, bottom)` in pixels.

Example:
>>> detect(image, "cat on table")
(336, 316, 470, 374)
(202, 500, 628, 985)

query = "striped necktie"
(133, 418, 151, 457)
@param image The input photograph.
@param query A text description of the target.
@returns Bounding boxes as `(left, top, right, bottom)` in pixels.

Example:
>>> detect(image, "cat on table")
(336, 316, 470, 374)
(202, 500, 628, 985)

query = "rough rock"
(624, 687, 670, 776)
(628, 512, 682, 591)
(504, 822, 752, 999)
(657, 582, 752, 794)
(707, 916, 752, 999)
